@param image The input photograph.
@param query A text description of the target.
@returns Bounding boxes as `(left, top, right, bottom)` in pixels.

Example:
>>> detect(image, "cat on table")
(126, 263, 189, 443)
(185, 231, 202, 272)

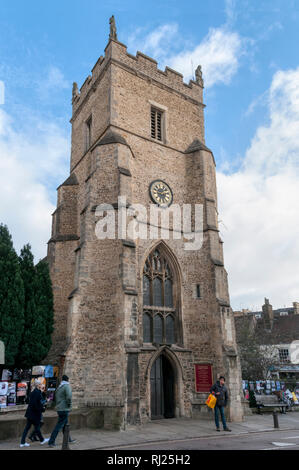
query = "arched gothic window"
(143, 247, 177, 345)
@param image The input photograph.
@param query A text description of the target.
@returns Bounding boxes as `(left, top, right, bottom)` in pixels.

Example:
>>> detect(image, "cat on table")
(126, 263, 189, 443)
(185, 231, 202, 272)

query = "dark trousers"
(21, 419, 44, 444)
(214, 405, 227, 429)
(49, 411, 70, 445)
(29, 420, 44, 440)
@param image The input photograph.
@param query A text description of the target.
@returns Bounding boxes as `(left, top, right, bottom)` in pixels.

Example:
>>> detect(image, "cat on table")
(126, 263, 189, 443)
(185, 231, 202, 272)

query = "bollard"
(61, 424, 70, 450)
(273, 411, 279, 429)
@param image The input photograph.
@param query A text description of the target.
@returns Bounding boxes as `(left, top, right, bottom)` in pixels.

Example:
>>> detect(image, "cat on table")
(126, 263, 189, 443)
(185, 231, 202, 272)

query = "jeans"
(21, 419, 44, 444)
(29, 420, 44, 440)
(48, 411, 69, 445)
(214, 405, 227, 429)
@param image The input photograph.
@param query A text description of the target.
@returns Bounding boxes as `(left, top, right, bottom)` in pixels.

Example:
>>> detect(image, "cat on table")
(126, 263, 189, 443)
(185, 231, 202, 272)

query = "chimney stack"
(293, 302, 299, 315)
(262, 298, 273, 329)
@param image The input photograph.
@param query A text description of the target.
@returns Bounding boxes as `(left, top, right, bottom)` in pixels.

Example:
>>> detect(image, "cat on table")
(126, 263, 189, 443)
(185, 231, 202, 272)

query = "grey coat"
(55, 381, 72, 412)
(210, 381, 229, 407)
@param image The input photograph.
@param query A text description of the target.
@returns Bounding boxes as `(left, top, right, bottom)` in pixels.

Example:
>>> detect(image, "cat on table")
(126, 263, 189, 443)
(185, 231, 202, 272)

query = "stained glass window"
(143, 275, 150, 306)
(143, 313, 152, 343)
(164, 279, 173, 308)
(154, 315, 163, 343)
(142, 247, 177, 345)
(166, 315, 175, 344)
(153, 278, 163, 307)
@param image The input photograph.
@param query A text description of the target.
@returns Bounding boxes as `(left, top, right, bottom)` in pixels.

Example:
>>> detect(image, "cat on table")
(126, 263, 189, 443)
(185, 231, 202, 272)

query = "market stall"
(0, 365, 59, 409)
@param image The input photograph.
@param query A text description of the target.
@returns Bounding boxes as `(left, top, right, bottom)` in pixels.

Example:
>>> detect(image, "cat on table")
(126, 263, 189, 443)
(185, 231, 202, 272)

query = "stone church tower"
(47, 19, 243, 427)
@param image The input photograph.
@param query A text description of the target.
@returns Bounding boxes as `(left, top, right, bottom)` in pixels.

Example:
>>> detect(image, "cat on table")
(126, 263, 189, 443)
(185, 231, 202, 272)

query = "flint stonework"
(46, 29, 244, 426)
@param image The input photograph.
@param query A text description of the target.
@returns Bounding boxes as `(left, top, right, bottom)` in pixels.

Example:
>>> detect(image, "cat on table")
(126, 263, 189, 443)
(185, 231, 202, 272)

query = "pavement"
(1, 411, 299, 450)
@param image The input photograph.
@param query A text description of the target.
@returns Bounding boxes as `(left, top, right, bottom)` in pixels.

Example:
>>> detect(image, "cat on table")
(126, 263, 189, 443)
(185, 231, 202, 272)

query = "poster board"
(195, 364, 213, 392)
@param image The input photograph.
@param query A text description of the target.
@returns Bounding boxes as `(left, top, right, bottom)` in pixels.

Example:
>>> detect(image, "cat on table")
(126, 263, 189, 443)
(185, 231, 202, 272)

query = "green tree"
(34, 258, 54, 358)
(17, 246, 54, 367)
(237, 315, 276, 381)
(0, 224, 25, 366)
(249, 389, 257, 408)
(16, 244, 39, 367)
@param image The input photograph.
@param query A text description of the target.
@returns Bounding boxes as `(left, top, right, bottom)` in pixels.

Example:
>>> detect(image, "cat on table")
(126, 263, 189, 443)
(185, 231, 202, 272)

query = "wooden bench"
(254, 394, 288, 414)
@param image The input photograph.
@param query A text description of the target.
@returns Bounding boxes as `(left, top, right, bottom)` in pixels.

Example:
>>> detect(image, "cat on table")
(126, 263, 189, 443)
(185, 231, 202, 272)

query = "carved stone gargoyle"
(195, 65, 204, 86)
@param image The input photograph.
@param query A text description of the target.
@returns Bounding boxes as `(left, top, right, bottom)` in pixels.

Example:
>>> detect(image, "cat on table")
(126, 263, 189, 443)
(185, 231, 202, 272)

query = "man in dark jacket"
(210, 376, 231, 432)
(20, 380, 49, 447)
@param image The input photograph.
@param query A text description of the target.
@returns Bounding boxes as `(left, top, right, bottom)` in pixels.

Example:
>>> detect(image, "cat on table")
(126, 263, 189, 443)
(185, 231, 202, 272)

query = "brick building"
(234, 299, 299, 380)
(47, 19, 243, 427)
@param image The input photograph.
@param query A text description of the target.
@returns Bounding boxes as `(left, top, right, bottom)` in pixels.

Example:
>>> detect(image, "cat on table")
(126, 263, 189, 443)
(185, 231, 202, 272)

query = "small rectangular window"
(279, 349, 289, 363)
(85, 116, 92, 150)
(151, 107, 163, 141)
(196, 284, 201, 299)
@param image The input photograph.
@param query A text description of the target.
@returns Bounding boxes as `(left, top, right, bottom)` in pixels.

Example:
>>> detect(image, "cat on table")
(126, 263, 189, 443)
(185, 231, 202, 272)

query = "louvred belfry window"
(142, 248, 176, 345)
(151, 107, 163, 141)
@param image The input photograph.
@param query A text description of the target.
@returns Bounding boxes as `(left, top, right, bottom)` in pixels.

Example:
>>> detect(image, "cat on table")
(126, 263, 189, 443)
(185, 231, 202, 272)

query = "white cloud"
(217, 67, 299, 310)
(36, 66, 69, 102)
(244, 90, 268, 117)
(127, 22, 247, 88)
(127, 23, 179, 62)
(258, 21, 283, 41)
(168, 26, 245, 87)
(45, 66, 69, 90)
(0, 109, 69, 261)
(225, 0, 237, 26)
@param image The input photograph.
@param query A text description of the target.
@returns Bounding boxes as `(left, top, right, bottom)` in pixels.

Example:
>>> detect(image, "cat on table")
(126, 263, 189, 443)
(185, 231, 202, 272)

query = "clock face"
(149, 180, 173, 207)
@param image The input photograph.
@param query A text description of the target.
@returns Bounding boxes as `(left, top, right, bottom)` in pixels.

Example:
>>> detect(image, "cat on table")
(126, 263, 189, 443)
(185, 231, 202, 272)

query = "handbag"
(206, 393, 217, 409)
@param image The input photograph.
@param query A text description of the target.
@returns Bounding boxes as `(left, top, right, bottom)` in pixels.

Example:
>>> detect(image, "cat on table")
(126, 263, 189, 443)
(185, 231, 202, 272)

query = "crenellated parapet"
(48, 16, 244, 425)
(72, 38, 204, 116)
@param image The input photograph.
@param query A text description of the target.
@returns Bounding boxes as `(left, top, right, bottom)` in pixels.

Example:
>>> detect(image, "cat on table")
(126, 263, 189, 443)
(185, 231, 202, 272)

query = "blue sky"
(0, 0, 299, 310)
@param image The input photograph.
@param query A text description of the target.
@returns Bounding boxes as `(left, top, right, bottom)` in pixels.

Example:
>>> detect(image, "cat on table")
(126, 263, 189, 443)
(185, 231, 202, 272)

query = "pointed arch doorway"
(150, 353, 175, 419)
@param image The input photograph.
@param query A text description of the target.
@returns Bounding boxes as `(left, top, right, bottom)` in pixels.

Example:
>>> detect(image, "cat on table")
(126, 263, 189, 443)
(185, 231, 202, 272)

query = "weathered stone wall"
(46, 178, 79, 364)
(47, 35, 243, 425)
(70, 67, 111, 170)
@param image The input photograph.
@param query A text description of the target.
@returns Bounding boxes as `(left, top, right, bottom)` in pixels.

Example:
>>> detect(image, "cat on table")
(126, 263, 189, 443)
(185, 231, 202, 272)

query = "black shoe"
(69, 439, 77, 443)
(48, 443, 56, 447)
(224, 428, 232, 432)
(216, 428, 220, 432)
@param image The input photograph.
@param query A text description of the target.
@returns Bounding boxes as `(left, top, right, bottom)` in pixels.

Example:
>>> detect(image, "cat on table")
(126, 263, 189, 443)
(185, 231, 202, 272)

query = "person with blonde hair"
(20, 380, 49, 447)
(29, 383, 47, 442)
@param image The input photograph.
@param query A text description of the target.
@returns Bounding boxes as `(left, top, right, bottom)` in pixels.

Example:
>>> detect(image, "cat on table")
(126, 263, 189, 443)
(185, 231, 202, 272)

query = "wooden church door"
(150, 354, 175, 419)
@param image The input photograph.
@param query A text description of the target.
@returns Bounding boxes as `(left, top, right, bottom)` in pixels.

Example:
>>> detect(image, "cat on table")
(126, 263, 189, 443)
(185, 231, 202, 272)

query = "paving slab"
(1, 412, 299, 450)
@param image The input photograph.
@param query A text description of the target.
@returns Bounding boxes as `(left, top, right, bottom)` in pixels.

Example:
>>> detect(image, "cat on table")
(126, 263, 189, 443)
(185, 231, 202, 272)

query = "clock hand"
(157, 189, 167, 194)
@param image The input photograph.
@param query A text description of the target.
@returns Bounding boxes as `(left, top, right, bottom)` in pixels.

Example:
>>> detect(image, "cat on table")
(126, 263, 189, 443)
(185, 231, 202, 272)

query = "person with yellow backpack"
(210, 376, 232, 432)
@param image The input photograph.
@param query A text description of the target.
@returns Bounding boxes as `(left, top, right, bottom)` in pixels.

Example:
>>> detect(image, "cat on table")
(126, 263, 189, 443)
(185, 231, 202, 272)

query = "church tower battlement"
(72, 38, 204, 115)
(47, 17, 243, 428)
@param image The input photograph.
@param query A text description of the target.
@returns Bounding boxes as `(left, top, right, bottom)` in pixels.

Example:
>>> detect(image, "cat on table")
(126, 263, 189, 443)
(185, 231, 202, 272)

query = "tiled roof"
(234, 312, 299, 345)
